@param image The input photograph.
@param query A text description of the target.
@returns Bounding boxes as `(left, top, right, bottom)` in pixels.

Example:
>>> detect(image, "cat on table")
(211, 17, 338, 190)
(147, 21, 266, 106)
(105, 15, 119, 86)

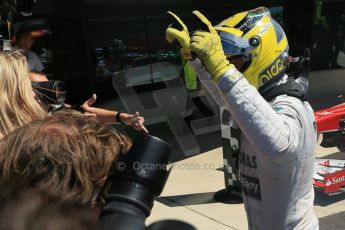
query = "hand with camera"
(81, 94, 148, 133)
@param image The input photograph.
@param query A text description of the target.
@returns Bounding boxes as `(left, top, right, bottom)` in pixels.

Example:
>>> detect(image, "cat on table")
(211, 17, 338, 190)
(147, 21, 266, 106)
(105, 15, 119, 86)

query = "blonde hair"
(0, 51, 46, 136)
(0, 110, 131, 208)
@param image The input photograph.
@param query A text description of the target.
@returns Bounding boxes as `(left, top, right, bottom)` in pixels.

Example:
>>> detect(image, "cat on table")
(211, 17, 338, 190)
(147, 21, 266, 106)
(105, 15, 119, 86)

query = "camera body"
(98, 135, 196, 230)
(32, 80, 66, 105)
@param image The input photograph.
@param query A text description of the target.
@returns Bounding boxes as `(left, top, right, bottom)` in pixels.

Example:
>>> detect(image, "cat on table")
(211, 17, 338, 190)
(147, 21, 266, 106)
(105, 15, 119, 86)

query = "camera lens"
(54, 81, 66, 104)
(98, 135, 172, 230)
(109, 135, 171, 215)
(32, 80, 66, 104)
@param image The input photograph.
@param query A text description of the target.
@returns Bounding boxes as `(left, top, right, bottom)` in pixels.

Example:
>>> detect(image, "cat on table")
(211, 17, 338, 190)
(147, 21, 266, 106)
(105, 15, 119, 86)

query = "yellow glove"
(190, 11, 234, 82)
(166, 11, 192, 59)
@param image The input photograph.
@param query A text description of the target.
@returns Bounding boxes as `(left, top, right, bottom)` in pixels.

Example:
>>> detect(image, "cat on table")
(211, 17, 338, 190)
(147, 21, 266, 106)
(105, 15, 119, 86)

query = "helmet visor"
(219, 31, 253, 57)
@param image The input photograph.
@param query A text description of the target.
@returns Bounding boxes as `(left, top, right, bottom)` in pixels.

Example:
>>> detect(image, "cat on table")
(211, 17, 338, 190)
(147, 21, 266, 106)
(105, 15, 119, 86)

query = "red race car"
(313, 98, 345, 195)
(313, 159, 345, 195)
(314, 97, 345, 152)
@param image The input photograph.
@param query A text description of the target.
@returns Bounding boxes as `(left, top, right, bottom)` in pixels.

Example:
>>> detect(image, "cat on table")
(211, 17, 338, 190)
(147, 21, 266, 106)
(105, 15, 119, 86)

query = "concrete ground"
(147, 142, 345, 230)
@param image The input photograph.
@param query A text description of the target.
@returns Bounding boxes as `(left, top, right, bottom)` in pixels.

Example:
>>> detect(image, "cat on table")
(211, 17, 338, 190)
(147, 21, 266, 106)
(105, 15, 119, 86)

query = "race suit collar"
(258, 75, 308, 102)
(258, 53, 310, 102)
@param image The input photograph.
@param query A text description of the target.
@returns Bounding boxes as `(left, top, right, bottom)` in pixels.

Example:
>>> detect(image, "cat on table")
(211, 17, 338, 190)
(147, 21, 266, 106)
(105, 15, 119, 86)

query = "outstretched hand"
(80, 94, 98, 117)
(120, 111, 148, 134)
(81, 94, 148, 133)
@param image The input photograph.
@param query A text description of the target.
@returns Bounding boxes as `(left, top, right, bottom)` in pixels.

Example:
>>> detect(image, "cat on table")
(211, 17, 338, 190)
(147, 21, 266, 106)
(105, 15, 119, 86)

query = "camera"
(98, 134, 196, 230)
(31, 80, 66, 105)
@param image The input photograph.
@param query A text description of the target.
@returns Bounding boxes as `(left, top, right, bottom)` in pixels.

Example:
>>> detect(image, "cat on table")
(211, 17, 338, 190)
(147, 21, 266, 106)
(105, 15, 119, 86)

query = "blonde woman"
(29, 71, 148, 133)
(0, 51, 46, 137)
(0, 51, 147, 138)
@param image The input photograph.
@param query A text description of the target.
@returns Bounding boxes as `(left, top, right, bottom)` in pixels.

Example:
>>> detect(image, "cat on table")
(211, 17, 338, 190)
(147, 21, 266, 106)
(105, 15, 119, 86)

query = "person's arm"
(81, 94, 148, 133)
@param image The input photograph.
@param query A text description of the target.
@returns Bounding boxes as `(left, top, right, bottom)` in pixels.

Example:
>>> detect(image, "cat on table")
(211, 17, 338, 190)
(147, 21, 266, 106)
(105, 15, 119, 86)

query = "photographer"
(0, 110, 195, 230)
(29, 71, 148, 132)
(0, 51, 46, 137)
(0, 110, 131, 211)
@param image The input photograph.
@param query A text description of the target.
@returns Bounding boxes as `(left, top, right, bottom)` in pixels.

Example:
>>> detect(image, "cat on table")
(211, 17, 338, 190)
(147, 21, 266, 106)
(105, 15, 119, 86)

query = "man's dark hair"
(0, 179, 96, 230)
(0, 110, 132, 208)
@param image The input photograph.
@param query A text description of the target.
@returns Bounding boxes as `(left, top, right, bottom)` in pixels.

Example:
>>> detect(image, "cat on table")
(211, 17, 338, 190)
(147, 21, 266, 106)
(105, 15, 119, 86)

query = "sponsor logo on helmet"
(258, 23, 271, 36)
(235, 14, 263, 35)
(258, 55, 286, 85)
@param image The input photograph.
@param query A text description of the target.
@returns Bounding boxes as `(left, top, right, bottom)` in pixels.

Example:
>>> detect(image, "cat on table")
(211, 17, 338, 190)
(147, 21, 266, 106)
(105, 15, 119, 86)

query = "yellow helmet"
(215, 7, 289, 89)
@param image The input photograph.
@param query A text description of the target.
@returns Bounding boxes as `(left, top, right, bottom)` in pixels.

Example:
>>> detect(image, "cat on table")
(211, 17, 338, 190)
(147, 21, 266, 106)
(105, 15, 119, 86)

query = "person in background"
(15, 29, 44, 72)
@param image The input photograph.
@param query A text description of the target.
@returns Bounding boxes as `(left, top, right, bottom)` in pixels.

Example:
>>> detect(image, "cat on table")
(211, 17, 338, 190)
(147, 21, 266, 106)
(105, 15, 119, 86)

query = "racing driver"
(166, 7, 318, 230)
